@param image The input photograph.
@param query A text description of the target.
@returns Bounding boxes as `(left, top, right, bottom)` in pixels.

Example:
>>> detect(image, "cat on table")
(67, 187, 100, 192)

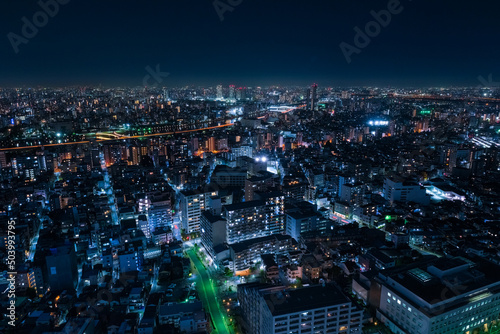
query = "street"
(187, 249, 231, 334)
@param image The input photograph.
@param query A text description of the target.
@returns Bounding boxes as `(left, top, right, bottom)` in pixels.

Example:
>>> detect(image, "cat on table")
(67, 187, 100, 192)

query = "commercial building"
(383, 176, 430, 206)
(376, 257, 500, 334)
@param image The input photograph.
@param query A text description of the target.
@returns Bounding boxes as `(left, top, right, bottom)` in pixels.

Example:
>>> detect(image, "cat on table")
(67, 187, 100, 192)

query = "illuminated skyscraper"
(216, 84, 223, 100)
(236, 87, 247, 101)
(229, 85, 235, 100)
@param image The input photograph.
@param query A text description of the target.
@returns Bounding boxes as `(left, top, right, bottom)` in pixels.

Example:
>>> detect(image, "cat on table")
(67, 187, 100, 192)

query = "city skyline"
(1, 1, 500, 334)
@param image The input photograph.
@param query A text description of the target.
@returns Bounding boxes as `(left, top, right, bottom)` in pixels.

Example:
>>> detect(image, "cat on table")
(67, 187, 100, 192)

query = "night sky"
(1, 0, 500, 87)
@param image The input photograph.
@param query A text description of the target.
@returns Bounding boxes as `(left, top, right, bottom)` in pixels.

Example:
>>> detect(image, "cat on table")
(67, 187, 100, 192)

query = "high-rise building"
(200, 211, 226, 261)
(245, 173, 275, 201)
(229, 85, 236, 100)
(223, 201, 268, 244)
(216, 84, 223, 100)
(238, 283, 363, 334)
(90, 148, 101, 169)
(255, 191, 285, 235)
(236, 87, 247, 101)
(285, 201, 321, 241)
(180, 189, 218, 234)
(310, 83, 318, 111)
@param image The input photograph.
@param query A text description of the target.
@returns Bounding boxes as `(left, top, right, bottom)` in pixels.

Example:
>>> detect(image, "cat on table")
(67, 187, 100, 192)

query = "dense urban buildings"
(3, 0, 500, 331)
(1, 84, 499, 334)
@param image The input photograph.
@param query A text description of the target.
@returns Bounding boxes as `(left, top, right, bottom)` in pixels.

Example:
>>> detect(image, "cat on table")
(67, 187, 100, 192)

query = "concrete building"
(376, 257, 500, 334)
(180, 189, 218, 234)
(340, 183, 365, 207)
(223, 200, 268, 244)
(230, 234, 296, 274)
(383, 176, 430, 206)
(254, 191, 285, 235)
(45, 246, 78, 291)
(285, 202, 321, 241)
(200, 210, 226, 261)
(238, 283, 362, 334)
(211, 165, 247, 188)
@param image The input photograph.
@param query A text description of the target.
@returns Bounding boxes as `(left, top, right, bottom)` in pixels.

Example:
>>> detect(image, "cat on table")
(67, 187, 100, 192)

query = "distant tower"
(229, 85, 236, 100)
(236, 87, 247, 101)
(216, 85, 223, 100)
(306, 88, 311, 109)
(311, 83, 318, 111)
(163, 88, 169, 101)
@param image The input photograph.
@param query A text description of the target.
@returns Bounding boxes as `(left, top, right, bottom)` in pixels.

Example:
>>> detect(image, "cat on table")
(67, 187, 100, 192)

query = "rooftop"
(263, 284, 351, 316)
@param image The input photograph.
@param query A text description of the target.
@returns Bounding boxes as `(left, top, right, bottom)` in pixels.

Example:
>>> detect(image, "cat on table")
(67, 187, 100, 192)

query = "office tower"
(376, 257, 500, 334)
(137, 214, 151, 239)
(306, 88, 311, 109)
(207, 137, 216, 152)
(236, 87, 247, 101)
(310, 83, 318, 111)
(338, 174, 355, 198)
(229, 84, 236, 100)
(216, 84, 223, 100)
(441, 144, 458, 172)
(45, 246, 78, 291)
(180, 189, 218, 234)
(163, 87, 169, 100)
(238, 283, 363, 334)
